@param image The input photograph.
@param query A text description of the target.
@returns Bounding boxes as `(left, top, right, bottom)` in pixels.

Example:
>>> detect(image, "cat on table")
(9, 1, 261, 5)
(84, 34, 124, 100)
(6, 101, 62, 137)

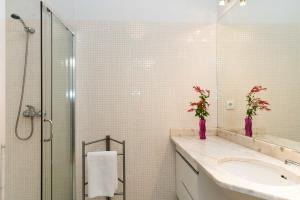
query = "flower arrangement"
(246, 85, 271, 118)
(245, 85, 271, 137)
(187, 86, 210, 120)
(188, 86, 210, 140)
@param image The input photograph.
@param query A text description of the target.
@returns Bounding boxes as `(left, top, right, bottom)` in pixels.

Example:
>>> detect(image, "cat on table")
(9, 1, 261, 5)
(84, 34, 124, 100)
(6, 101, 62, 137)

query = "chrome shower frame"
(40, 2, 76, 200)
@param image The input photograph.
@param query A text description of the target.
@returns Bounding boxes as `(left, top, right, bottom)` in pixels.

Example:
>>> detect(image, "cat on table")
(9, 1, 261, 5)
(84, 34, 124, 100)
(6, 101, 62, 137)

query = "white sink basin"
(219, 158, 300, 186)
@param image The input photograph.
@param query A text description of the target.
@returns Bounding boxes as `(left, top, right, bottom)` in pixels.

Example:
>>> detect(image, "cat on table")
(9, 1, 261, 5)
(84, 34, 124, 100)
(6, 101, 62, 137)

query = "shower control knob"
(23, 105, 41, 118)
(38, 111, 46, 117)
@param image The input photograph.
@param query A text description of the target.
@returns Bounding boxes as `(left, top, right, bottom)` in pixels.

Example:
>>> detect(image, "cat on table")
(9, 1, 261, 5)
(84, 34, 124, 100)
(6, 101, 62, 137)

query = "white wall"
(5, 0, 218, 199)
(75, 0, 217, 23)
(218, 0, 238, 19)
(75, 0, 218, 200)
(5, 0, 74, 200)
(217, 0, 300, 149)
(6, 0, 75, 22)
(219, 0, 300, 24)
(76, 22, 217, 200)
(6, 0, 40, 199)
(0, 0, 5, 142)
(0, 0, 5, 199)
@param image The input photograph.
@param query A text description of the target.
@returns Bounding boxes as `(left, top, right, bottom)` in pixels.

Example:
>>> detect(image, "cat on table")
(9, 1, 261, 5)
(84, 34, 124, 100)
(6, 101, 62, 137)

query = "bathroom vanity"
(172, 133, 300, 200)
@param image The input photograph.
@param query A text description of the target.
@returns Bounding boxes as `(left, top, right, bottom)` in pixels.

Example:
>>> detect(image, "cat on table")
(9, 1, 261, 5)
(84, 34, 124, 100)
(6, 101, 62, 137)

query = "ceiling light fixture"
(240, 0, 247, 6)
(219, 0, 225, 6)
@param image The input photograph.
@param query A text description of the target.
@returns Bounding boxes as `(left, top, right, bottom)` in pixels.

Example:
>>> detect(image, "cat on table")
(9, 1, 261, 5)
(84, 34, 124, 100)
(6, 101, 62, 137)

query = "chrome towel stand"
(82, 135, 126, 200)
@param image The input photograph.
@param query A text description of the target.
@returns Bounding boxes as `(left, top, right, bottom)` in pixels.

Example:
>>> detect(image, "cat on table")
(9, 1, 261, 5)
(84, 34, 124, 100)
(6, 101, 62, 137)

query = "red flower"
(188, 85, 210, 119)
(250, 85, 267, 93)
(190, 102, 198, 106)
(193, 86, 202, 93)
(259, 105, 271, 111)
(257, 99, 269, 105)
(246, 85, 271, 118)
(187, 108, 195, 112)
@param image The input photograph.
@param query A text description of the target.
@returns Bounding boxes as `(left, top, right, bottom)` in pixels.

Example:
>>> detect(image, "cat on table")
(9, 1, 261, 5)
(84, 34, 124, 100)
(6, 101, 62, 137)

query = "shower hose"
(15, 31, 34, 141)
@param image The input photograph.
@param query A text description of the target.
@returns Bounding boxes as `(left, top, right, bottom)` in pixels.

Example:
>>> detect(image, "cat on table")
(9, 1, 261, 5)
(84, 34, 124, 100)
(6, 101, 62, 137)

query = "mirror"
(217, 0, 300, 151)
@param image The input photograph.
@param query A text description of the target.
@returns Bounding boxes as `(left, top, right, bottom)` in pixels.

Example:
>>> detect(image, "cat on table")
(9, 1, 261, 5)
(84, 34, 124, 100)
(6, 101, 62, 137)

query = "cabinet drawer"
(177, 180, 193, 200)
(176, 152, 198, 200)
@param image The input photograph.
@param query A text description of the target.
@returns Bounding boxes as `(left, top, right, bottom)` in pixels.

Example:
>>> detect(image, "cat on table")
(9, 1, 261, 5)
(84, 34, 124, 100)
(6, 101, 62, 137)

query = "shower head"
(11, 13, 26, 28)
(10, 13, 35, 34)
(11, 14, 21, 20)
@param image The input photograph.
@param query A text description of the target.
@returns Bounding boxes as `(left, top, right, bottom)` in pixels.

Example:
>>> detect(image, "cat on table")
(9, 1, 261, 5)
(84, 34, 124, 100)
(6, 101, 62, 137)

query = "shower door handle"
(43, 118, 53, 142)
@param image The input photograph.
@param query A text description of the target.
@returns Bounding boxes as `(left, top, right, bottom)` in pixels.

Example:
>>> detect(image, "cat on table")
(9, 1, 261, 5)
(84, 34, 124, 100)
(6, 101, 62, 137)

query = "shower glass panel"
(41, 3, 74, 200)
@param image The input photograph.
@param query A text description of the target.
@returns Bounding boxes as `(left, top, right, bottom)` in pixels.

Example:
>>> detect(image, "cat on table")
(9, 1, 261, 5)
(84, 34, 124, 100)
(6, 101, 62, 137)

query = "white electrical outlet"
(226, 101, 235, 110)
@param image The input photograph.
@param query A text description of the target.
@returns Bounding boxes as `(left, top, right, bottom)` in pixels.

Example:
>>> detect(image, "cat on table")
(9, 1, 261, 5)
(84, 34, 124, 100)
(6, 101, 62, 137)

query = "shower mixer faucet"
(23, 105, 42, 118)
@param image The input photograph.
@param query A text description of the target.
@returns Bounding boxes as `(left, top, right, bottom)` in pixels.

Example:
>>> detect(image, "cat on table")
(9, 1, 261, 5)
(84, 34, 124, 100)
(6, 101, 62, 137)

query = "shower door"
(41, 3, 74, 200)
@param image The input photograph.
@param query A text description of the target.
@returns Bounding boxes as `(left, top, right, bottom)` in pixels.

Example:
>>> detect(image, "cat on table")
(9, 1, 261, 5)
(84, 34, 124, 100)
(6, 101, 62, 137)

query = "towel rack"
(82, 135, 126, 200)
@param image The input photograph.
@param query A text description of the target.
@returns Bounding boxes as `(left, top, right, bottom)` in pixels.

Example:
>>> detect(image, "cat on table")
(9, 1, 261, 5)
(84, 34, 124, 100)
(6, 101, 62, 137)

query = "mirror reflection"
(217, 0, 300, 151)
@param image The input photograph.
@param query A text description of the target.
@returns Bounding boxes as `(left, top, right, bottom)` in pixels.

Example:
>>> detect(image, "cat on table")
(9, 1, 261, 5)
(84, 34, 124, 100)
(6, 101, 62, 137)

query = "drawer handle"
(177, 151, 199, 174)
(181, 181, 194, 200)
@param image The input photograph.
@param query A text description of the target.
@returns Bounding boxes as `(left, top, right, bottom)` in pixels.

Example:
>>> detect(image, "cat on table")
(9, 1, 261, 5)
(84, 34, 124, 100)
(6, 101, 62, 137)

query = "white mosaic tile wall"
(75, 21, 217, 200)
(5, 17, 73, 200)
(217, 24, 300, 143)
(5, 19, 41, 200)
(0, 2, 5, 199)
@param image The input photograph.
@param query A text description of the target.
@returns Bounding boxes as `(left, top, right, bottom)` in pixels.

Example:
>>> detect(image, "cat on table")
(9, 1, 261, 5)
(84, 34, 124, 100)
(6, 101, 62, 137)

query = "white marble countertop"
(171, 135, 300, 200)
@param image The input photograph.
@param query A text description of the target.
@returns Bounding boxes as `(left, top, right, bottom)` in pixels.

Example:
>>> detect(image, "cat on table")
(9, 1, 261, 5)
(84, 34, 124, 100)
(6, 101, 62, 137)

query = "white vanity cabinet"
(176, 151, 230, 200)
(175, 149, 262, 200)
(176, 152, 199, 200)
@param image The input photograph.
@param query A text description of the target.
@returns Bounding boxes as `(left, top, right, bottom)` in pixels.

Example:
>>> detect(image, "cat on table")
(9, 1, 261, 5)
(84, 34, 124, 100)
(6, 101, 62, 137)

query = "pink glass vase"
(199, 119, 206, 140)
(245, 117, 253, 137)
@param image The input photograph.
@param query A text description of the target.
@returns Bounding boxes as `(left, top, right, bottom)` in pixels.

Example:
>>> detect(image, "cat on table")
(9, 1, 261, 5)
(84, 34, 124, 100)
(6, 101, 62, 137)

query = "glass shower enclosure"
(41, 3, 75, 200)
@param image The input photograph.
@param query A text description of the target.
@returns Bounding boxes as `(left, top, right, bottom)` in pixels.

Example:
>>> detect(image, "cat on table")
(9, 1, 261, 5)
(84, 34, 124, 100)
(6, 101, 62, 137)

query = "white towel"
(87, 151, 118, 198)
